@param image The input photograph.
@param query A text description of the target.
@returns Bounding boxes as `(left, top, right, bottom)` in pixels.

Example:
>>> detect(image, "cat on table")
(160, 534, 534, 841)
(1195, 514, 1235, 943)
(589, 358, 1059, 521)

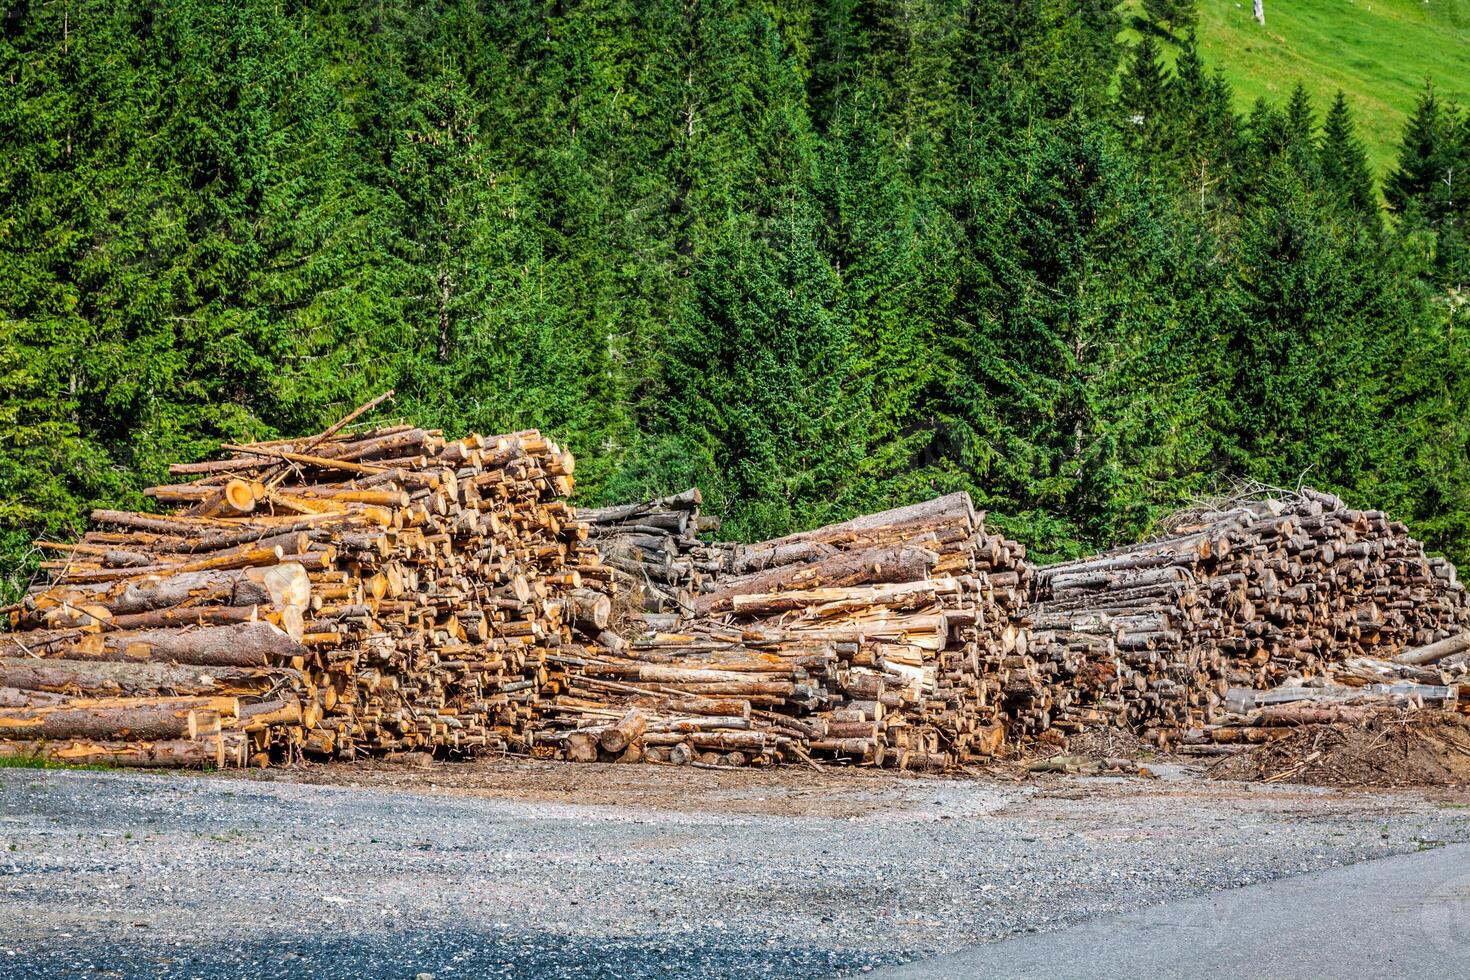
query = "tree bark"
(0, 657, 296, 696)
(694, 545, 940, 615)
(0, 736, 226, 768)
(13, 622, 305, 668)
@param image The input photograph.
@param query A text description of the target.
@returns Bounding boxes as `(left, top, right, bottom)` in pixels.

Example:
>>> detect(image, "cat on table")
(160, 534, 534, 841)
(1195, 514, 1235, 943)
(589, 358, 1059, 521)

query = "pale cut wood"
(694, 545, 940, 615)
(31, 622, 304, 668)
(1394, 633, 1470, 666)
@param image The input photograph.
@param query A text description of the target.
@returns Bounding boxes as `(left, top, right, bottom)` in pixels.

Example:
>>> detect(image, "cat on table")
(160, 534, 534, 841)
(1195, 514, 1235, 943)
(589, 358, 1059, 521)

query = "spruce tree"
(4, 0, 1470, 573)
(1118, 36, 1172, 154)
(1387, 82, 1449, 218)
(1171, 34, 1208, 106)
(1157, 35, 1239, 205)
(1143, 0, 1199, 38)
(1282, 84, 1320, 180)
(1318, 92, 1378, 219)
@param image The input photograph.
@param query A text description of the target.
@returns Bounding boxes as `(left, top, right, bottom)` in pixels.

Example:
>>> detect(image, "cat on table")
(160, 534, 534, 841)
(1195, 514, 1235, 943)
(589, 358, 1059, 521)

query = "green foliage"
(1387, 84, 1455, 218)
(1319, 92, 1379, 219)
(1118, 35, 1172, 154)
(1, 0, 1469, 575)
(1142, 0, 1198, 38)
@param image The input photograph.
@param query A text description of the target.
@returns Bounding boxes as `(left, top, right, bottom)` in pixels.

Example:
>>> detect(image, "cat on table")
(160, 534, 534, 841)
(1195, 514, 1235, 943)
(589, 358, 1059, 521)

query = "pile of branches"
(1208, 706, 1470, 787)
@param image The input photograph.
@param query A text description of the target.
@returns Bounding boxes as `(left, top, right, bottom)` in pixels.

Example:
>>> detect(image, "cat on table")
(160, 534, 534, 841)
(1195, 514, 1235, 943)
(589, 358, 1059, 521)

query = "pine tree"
(1281, 84, 1321, 180)
(945, 117, 1226, 555)
(1171, 34, 1208, 106)
(1156, 34, 1239, 205)
(1118, 36, 1172, 154)
(1387, 82, 1450, 219)
(1318, 92, 1378, 219)
(1143, 0, 1198, 38)
(629, 6, 876, 537)
(1222, 159, 1470, 551)
(1439, 109, 1470, 289)
(4, 0, 1470, 574)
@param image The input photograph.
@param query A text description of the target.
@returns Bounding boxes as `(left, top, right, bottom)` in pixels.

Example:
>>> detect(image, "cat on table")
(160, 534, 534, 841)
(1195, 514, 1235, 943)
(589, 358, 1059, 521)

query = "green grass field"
(1136, 0, 1470, 176)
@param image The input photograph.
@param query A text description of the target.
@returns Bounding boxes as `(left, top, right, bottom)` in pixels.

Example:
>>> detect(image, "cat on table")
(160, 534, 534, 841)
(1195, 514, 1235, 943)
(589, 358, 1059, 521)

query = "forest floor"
(2, 761, 1469, 978)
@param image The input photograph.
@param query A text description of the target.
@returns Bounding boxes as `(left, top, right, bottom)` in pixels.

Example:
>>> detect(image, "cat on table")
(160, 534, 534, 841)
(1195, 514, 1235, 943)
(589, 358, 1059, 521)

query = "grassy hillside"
(1124, 0, 1470, 177)
(1192, 0, 1470, 176)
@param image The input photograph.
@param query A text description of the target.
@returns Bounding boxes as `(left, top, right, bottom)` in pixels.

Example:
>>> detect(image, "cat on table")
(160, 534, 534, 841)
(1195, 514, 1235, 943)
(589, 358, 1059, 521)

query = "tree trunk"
(0, 657, 295, 697)
(0, 704, 219, 741)
(0, 736, 227, 768)
(15, 622, 305, 668)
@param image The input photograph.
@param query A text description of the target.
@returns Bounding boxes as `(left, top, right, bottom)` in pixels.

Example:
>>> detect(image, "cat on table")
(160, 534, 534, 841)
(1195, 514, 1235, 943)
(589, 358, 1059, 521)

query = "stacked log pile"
(9, 408, 1470, 774)
(578, 489, 739, 614)
(1175, 636, 1470, 755)
(1, 397, 614, 767)
(1030, 488, 1470, 749)
(536, 492, 1037, 768)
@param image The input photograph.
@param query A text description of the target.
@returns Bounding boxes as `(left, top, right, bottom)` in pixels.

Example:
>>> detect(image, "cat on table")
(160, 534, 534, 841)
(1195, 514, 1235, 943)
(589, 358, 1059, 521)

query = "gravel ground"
(1, 762, 1467, 979)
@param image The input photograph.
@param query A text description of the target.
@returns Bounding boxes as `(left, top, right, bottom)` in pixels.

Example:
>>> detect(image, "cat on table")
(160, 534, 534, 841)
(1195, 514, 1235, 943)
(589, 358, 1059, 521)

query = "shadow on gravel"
(11, 927, 899, 979)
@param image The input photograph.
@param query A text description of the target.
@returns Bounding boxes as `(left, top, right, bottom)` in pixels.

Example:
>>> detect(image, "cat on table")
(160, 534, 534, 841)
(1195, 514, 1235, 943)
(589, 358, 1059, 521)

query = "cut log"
(597, 707, 648, 754)
(0, 736, 226, 768)
(1394, 633, 1470, 666)
(30, 622, 305, 668)
(694, 545, 940, 615)
(0, 704, 218, 741)
(0, 658, 294, 697)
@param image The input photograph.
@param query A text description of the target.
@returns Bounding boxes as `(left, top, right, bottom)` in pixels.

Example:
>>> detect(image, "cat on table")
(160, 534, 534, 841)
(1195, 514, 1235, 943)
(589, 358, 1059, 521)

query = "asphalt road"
(882, 842, 1470, 979)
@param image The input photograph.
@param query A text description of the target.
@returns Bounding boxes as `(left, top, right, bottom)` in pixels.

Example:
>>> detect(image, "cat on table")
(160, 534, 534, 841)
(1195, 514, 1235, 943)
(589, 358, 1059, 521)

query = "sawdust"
(1209, 709, 1470, 788)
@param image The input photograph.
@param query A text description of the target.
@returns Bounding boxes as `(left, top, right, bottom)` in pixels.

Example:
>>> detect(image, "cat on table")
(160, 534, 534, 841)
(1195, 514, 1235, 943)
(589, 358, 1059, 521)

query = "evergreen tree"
(1387, 82, 1450, 219)
(628, 6, 875, 536)
(946, 118, 1226, 555)
(1118, 35, 1172, 155)
(4, 0, 1470, 576)
(1158, 35, 1240, 207)
(1143, 0, 1198, 38)
(1223, 160, 1470, 555)
(1318, 92, 1379, 219)
(1281, 84, 1321, 180)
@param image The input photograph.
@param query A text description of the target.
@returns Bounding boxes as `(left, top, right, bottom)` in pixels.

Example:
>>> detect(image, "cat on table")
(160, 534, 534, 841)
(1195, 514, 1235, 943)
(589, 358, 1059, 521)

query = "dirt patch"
(216, 755, 982, 818)
(211, 731, 1191, 813)
(1209, 709, 1470, 788)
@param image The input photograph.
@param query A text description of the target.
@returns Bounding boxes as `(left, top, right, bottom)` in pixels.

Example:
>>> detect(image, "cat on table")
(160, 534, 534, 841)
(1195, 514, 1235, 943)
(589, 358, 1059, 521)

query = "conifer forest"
(3, 0, 1469, 596)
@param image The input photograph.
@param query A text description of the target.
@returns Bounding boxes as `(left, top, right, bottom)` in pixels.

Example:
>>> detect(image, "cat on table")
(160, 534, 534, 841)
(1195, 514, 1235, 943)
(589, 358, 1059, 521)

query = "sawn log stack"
(3, 406, 612, 767)
(1030, 489, 1470, 753)
(536, 492, 1033, 768)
